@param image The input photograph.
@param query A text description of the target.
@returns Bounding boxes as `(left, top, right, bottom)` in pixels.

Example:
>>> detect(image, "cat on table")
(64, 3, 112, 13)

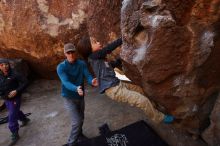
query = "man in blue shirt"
(57, 43, 98, 146)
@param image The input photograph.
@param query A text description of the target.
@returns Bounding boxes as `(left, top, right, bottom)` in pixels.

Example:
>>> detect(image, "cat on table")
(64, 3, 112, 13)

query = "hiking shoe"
(9, 132, 20, 146)
(20, 118, 30, 127)
(163, 115, 174, 123)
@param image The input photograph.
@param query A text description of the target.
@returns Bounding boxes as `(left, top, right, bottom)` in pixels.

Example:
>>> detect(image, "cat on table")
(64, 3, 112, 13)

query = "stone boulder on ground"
(202, 93, 220, 146)
(0, 0, 89, 78)
(121, 0, 220, 136)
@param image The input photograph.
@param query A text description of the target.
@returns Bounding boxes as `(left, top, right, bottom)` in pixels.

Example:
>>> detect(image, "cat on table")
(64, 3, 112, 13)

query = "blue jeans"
(63, 98, 85, 144)
(5, 96, 26, 133)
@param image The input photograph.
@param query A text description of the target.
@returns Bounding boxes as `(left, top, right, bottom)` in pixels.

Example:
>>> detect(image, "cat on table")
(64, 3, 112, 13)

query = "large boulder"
(121, 0, 220, 134)
(0, 0, 89, 78)
(86, 0, 122, 60)
(0, 0, 122, 77)
(202, 93, 220, 146)
(87, 0, 122, 43)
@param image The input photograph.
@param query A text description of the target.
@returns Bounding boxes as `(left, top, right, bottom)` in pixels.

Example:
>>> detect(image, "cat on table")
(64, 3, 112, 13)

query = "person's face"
(90, 37, 102, 52)
(65, 51, 77, 63)
(0, 63, 9, 75)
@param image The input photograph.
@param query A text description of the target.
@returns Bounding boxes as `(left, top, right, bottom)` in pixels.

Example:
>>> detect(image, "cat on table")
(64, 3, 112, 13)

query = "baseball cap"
(64, 43, 76, 53)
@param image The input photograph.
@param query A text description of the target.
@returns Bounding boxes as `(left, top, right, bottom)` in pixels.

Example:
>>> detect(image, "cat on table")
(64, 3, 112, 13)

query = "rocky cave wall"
(0, 0, 123, 77)
(121, 0, 220, 143)
(0, 0, 89, 78)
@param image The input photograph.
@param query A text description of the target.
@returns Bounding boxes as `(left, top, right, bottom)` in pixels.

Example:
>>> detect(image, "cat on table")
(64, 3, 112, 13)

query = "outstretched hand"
(77, 86, 84, 96)
(92, 78, 98, 87)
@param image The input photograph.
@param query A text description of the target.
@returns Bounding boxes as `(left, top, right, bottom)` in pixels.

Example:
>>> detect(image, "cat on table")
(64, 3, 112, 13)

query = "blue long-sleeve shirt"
(57, 59, 93, 99)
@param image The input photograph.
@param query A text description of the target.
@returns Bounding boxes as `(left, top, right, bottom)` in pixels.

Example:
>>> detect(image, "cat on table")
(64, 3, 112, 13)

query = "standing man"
(57, 43, 98, 146)
(77, 37, 174, 124)
(0, 58, 29, 146)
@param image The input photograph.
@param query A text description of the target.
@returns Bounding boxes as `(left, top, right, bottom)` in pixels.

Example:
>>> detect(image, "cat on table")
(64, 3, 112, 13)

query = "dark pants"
(5, 96, 26, 133)
(63, 98, 85, 145)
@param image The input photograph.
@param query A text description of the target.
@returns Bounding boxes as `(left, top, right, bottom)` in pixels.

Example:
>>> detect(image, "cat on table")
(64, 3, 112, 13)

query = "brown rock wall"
(0, 0, 89, 77)
(121, 0, 220, 134)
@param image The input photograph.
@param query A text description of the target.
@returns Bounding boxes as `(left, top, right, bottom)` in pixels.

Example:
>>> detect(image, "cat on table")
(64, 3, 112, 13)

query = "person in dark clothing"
(77, 37, 174, 124)
(0, 58, 29, 146)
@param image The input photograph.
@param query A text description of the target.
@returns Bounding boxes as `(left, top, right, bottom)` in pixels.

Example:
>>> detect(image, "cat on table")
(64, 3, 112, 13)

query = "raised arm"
(90, 38, 122, 59)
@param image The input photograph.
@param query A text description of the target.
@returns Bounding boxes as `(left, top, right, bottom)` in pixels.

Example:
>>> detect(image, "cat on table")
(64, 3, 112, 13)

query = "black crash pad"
(78, 120, 169, 146)
(0, 113, 31, 125)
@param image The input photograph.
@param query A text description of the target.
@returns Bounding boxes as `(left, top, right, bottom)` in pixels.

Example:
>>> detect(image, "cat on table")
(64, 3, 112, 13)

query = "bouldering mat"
(78, 120, 169, 146)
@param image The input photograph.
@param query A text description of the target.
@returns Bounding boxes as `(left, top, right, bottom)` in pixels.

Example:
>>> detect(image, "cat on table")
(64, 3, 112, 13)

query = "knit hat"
(0, 58, 9, 64)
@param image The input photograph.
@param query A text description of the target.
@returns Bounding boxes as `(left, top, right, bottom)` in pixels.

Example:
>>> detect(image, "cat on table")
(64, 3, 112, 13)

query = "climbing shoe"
(8, 132, 20, 146)
(163, 115, 174, 123)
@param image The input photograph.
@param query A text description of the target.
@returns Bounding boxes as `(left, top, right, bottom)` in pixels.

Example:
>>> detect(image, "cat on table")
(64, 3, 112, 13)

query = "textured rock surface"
(8, 58, 30, 78)
(86, 0, 122, 60)
(0, 0, 89, 77)
(121, 0, 220, 134)
(202, 93, 220, 146)
(87, 0, 122, 44)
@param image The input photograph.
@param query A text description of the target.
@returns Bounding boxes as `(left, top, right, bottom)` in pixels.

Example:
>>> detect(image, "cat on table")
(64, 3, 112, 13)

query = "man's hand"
(77, 86, 84, 96)
(8, 90, 17, 98)
(92, 78, 98, 87)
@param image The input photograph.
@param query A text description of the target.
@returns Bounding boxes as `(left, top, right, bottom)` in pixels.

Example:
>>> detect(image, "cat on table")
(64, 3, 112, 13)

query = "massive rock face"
(87, 0, 122, 44)
(0, 0, 123, 77)
(86, 0, 122, 60)
(121, 0, 220, 135)
(202, 93, 220, 146)
(0, 0, 89, 77)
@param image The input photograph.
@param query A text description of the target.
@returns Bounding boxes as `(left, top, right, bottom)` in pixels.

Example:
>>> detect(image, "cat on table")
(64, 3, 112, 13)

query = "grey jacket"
(88, 38, 122, 93)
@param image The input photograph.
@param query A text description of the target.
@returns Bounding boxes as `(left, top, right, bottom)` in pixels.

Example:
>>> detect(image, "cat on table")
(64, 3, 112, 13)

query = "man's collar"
(66, 59, 77, 64)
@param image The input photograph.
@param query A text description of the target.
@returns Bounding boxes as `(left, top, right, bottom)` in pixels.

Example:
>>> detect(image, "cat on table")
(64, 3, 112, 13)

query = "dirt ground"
(0, 80, 148, 146)
(0, 80, 207, 146)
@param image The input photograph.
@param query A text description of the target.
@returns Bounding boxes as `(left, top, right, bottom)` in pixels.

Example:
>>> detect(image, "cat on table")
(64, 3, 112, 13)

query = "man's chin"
(68, 59, 76, 63)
